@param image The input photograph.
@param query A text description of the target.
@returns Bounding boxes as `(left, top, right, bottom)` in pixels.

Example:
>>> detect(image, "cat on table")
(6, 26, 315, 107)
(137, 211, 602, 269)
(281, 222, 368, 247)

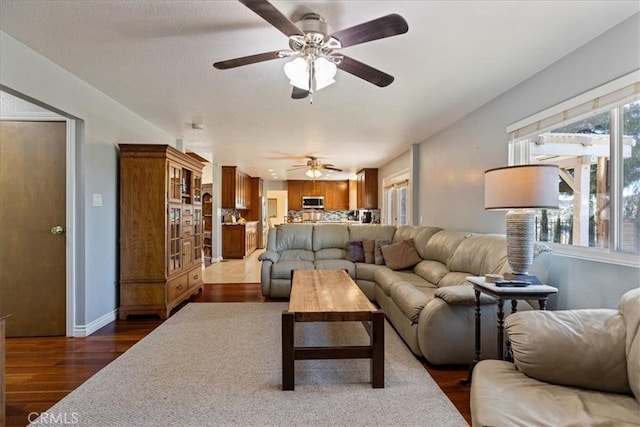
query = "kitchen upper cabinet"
(287, 181, 302, 210)
(222, 166, 251, 209)
(324, 181, 349, 210)
(356, 168, 378, 209)
(287, 180, 349, 211)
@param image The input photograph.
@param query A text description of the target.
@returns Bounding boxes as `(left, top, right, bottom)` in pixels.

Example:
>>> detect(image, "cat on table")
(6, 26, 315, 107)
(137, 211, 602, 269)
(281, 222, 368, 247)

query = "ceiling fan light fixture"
(305, 168, 322, 178)
(284, 56, 336, 91)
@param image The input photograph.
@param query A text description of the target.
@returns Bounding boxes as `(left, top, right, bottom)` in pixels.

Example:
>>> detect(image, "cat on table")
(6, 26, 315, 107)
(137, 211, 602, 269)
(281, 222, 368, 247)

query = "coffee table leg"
(282, 311, 295, 391)
(371, 310, 385, 388)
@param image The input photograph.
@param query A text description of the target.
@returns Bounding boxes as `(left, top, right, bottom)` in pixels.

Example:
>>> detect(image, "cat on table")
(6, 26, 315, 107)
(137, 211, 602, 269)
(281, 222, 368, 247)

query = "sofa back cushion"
(349, 224, 396, 243)
(274, 225, 313, 252)
(423, 230, 471, 264)
(619, 287, 640, 401)
(393, 226, 442, 259)
(312, 224, 350, 251)
(447, 234, 508, 276)
(413, 260, 449, 286)
(507, 309, 631, 394)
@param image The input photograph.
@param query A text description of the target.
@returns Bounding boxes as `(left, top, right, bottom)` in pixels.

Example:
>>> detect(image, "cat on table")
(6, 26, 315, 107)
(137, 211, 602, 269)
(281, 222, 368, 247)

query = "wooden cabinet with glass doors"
(118, 144, 204, 320)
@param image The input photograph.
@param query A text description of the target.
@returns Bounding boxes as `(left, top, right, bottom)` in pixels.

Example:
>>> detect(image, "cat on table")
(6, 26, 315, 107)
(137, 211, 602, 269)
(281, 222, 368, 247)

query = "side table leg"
(497, 299, 505, 360)
(539, 298, 548, 310)
(505, 299, 518, 362)
(282, 311, 295, 391)
(460, 289, 482, 385)
(371, 310, 385, 388)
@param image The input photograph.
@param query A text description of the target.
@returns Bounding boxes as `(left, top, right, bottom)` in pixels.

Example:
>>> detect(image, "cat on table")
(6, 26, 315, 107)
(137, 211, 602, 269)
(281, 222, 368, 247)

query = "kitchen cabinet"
(246, 177, 265, 249)
(324, 181, 349, 210)
(287, 180, 349, 211)
(222, 222, 258, 259)
(118, 144, 204, 320)
(222, 166, 251, 209)
(357, 168, 378, 209)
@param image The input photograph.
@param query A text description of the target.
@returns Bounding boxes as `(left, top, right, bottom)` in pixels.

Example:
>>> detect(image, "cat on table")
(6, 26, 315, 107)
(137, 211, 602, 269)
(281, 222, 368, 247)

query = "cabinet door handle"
(50, 225, 65, 235)
(177, 284, 183, 290)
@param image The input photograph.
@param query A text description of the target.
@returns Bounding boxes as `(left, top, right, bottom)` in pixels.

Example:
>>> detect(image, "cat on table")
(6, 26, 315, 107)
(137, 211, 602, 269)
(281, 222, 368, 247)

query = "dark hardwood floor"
(5, 283, 471, 426)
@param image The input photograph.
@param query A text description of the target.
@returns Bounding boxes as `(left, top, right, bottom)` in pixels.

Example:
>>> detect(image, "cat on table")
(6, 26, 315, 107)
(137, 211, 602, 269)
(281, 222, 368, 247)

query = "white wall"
(0, 32, 177, 330)
(408, 13, 640, 309)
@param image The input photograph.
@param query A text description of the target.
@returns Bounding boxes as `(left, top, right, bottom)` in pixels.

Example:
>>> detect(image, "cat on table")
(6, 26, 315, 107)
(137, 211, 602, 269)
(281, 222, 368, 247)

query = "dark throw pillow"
(346, 240, 365, 263)
(380, 238, 422, 270)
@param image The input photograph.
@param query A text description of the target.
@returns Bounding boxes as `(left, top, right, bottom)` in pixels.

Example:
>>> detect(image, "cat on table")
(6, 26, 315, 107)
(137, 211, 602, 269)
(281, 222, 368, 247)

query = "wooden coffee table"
(282, 269, 385, 390)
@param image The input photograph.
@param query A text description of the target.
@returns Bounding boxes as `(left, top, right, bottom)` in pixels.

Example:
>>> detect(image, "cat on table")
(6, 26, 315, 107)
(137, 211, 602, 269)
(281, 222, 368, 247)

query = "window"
(508, 72, 640, 260)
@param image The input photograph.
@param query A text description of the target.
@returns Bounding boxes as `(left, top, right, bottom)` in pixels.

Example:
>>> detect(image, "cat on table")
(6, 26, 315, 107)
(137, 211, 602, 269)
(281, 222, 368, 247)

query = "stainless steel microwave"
(302, 196, 324, 209)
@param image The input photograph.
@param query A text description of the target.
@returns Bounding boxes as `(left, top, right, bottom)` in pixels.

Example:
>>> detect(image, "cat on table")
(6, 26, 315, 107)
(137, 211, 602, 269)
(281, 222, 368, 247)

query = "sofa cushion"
(506, 309, 631, 394)
(437, 272, 471, 287)
(314, 248, 346, 261)
(355, 263, 385, 282)
(471, 360, 640, 427)
(374, 268, 404, 296)
(312, 224, 350, 251)
(447, 234, 508, 276)
(271, 260, 315, 279)
(313, 260, 356, 278)
(423, 229, 471, 264)
(346, 240, 365, 262)
(393, 225, 443, 259)
(390, 282, 433, 323)
(275, 225, 313, 252)
(279, 249, 314, 262)
(391, 270, 435, 290)
(381, 239, 422, 270)
(413, 260, 449, 286)
(348, 224, 396, 243)
(363, 238, 375, 264)
(619, 288, 640, 401)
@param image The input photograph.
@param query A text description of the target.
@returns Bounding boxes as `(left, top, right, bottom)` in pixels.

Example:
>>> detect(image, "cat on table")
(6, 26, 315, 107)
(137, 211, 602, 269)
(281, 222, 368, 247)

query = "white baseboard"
(73, 309, 117, 337)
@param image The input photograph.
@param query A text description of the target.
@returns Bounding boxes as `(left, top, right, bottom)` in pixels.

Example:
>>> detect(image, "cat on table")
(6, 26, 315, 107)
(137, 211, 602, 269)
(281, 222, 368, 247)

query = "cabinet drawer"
(188, 268, 202, 288)
(167, 274, 188, 303)
(182, 225, 194, 237)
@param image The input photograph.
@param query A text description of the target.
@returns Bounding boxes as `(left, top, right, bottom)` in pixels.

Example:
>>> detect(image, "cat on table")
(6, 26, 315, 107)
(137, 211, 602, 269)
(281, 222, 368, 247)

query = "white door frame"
(0, 111, 77, 337)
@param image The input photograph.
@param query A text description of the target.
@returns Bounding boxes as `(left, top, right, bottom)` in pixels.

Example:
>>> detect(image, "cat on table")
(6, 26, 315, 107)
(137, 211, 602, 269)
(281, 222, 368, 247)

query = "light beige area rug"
(33, 302, 468, 426)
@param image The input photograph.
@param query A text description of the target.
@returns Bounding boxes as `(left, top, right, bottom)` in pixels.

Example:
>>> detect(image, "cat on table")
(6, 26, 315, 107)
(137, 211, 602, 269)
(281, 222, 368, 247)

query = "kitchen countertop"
(222, 221, 258, 226)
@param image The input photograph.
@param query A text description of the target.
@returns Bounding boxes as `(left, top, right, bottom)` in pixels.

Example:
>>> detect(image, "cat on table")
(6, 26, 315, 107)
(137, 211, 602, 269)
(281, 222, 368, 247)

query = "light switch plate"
(93, 193, 103, 207)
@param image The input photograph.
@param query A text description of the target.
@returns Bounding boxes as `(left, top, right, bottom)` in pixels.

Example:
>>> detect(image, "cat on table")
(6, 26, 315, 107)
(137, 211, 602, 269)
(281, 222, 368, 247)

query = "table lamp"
(484, 165, 559, 276)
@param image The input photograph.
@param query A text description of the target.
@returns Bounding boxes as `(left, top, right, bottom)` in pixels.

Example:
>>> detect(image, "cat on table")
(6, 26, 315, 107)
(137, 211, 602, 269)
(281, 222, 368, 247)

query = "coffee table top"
(288, 270, 377, 321)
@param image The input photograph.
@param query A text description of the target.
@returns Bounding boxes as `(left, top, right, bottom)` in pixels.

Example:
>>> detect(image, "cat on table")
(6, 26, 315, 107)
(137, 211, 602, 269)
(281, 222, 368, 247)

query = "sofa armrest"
(506, 309, 630, 394)
(258, 250, 280, 263)
(434, 284, 495, 306)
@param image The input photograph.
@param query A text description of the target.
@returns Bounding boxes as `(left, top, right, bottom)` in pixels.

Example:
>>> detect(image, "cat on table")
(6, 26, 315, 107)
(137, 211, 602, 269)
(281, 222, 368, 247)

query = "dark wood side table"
(460, 277, 557, 385)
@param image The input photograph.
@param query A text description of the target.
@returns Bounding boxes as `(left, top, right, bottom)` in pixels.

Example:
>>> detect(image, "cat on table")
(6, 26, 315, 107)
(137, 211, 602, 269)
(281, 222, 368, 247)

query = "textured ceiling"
(1, 1, 638, 180)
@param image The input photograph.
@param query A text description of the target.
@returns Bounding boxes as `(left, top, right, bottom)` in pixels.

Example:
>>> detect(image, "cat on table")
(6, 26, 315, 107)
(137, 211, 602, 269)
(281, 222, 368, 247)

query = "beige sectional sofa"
(259, 224, 553, 365)
(471, 287, 640, 426)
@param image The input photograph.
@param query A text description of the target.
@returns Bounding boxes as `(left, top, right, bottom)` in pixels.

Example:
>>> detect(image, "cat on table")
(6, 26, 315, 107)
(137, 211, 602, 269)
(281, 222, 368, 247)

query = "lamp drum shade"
(485, 165, 559, 210)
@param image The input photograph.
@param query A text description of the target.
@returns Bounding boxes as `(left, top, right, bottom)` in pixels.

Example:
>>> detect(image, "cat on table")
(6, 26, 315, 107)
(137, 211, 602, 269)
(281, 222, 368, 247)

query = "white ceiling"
(1, 1, 638, 181)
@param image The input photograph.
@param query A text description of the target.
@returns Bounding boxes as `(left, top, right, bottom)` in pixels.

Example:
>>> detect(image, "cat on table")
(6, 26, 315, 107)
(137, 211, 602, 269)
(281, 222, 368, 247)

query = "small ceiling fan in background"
(213, 0, 409, 101)
(288, 156, 342, 178)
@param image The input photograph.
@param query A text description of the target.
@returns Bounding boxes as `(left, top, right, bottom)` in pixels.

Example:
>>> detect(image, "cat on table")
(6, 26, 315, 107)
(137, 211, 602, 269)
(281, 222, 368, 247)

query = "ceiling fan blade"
(329, 14, 408, 49)
(291, 86, 310, 99)
(337, 55, 394, 87)
(239, 0, 303, 37)
(213, 50, 284, 69)
(323, 166, 343, 172)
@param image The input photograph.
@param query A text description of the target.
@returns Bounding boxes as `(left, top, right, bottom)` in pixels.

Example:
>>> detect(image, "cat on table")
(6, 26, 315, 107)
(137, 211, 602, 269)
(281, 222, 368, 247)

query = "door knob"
(51, 225, 65, 235)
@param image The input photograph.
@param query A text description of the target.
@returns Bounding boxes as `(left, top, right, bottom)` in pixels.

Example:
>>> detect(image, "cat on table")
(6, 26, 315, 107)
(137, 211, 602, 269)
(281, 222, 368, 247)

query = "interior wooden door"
(0, 121, 66, 337)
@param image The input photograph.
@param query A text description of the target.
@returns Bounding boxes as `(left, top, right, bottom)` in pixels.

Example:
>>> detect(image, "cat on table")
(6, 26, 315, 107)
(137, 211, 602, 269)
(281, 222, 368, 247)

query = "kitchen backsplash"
(288, 209, 381, 223)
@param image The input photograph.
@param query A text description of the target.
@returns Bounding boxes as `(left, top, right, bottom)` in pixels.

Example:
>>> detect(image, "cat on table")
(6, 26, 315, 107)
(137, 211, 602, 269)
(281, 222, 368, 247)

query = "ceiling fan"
(213, 0, 409, 101)
(289, 156, 342, 178)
